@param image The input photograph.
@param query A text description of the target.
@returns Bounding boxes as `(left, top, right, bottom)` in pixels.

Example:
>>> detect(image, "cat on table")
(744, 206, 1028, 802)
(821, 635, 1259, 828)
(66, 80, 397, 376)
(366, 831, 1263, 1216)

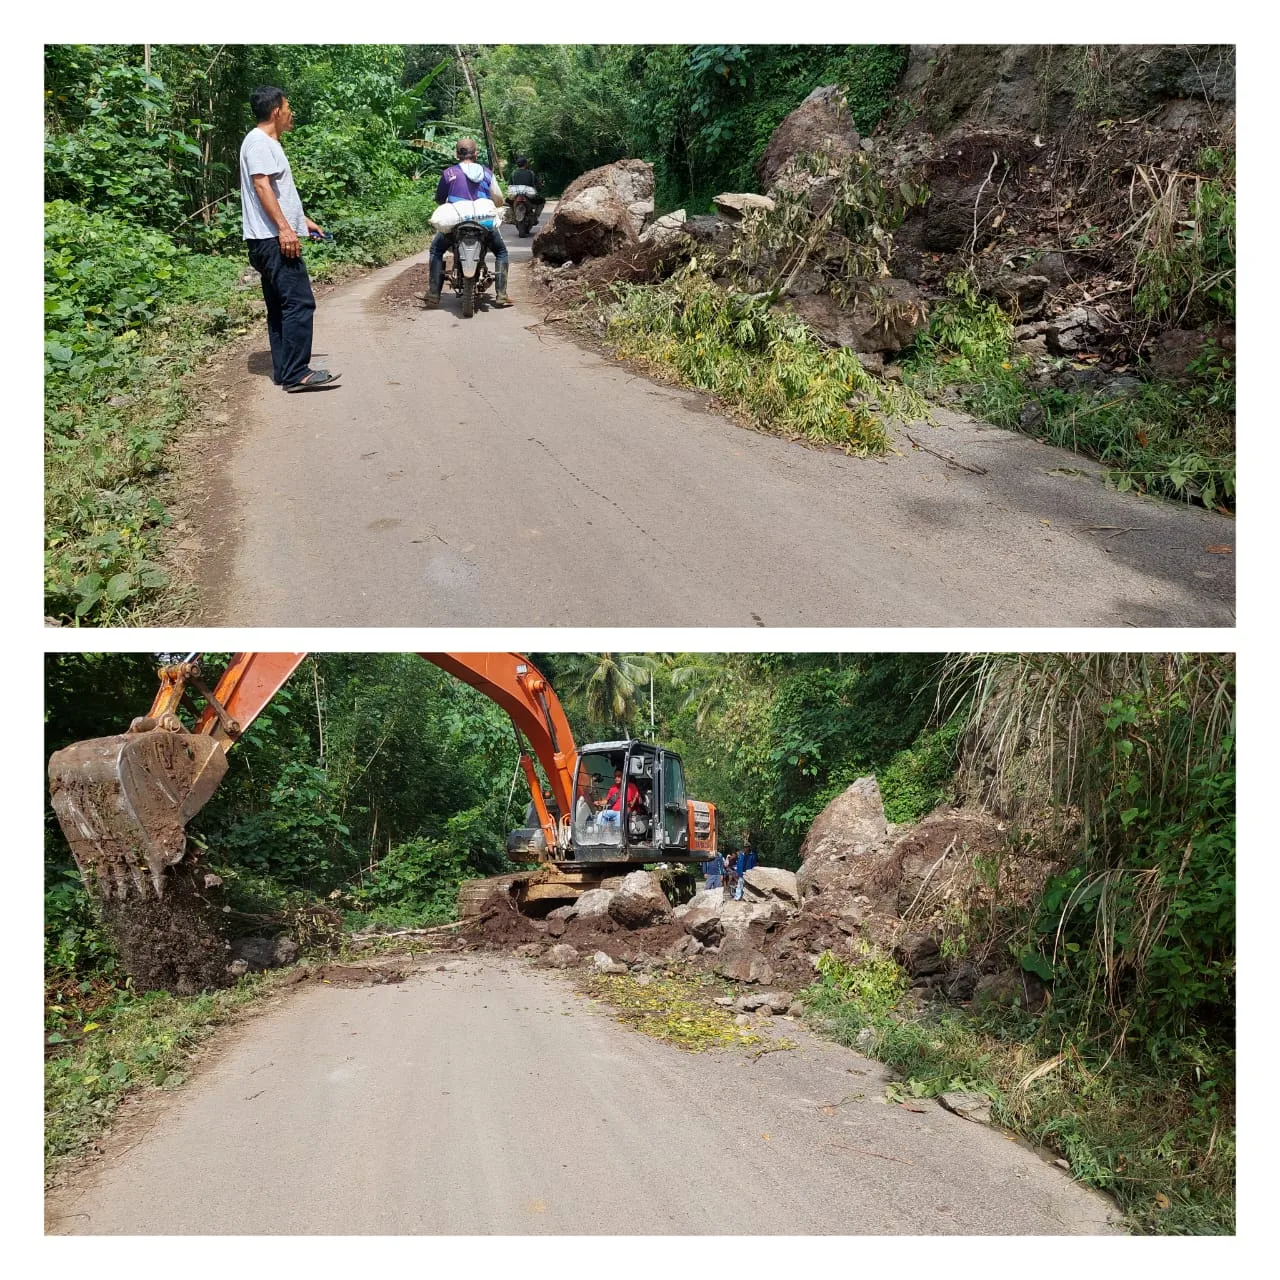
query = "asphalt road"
(190, 213, 1234, 627)
(48, 956, 1120, 1235)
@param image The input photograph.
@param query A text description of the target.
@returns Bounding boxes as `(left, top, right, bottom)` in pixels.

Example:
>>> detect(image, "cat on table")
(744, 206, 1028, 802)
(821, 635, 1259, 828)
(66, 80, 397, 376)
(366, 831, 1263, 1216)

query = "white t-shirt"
(240, 128, 307, 240)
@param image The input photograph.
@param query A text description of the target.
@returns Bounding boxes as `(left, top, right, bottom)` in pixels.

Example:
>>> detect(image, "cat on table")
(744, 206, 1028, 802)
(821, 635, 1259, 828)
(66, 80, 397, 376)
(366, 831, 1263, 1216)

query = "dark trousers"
(247, 238, 315, 387)
(429, 225, 509, 272)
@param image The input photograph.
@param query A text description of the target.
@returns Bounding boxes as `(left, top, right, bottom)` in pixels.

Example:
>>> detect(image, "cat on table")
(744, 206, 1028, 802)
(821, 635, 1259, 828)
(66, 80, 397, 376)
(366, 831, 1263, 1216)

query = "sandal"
(285, 369, 342, 392)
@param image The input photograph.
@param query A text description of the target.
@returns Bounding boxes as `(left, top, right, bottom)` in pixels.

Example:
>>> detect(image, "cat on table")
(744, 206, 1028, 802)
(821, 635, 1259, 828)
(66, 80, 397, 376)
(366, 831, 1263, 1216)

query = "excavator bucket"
(48, 730, 228, 901)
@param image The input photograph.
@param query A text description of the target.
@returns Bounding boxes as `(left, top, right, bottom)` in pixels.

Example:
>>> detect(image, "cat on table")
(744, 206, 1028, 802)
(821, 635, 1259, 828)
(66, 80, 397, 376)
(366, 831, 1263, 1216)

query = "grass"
(44, 969, 296, 1179)
(605, 261, 925, 455)
(903, 277, 1235, 511)
(801, 974, 1235, 1235)
(44, 188, 439, 626)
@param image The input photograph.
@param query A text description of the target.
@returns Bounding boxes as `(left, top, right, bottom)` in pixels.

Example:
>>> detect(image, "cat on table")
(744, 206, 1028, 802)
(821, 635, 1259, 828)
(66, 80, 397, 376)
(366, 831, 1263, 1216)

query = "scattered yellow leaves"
(579, 971, 760, 1052)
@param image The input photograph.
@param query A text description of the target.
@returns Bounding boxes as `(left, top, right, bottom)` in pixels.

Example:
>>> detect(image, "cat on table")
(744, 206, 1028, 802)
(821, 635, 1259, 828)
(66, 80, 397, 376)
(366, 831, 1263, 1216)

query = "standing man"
(733, 839, 758, 901)
(702, 849, 726, 892)
(425, 138, 511, 309)
(240, 86, 340, 392)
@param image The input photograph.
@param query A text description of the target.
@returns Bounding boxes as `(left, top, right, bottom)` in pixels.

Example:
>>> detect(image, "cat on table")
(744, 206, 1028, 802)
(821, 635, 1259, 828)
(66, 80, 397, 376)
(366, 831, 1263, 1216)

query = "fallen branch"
(816, 1092, 866, 1113)
(969, 150, 999, 259)
(903, 432, 989, 475)
(348, 911, 496, 944)
(901, 834, 959, 921)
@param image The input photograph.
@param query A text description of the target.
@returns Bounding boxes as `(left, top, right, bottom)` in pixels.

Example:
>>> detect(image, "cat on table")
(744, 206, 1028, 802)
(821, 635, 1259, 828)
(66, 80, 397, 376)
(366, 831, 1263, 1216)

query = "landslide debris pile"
(459, 776, 1063, 1013)
(532, 45, 1235, 396)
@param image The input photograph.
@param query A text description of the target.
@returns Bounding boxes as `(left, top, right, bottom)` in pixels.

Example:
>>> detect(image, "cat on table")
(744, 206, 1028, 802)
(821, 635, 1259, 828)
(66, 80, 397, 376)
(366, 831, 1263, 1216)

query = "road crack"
(526, 435, 674, 556)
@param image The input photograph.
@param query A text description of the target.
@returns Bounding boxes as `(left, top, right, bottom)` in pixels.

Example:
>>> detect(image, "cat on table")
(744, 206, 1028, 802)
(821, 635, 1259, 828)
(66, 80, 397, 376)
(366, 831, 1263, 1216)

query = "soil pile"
(455, 782, 1061, 1013)
(99, 866, 231, 996)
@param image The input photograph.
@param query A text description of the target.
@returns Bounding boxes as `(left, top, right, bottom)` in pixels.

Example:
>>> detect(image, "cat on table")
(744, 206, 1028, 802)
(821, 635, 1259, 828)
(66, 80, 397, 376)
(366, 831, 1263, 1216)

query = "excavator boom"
(48, 653, 580, 900)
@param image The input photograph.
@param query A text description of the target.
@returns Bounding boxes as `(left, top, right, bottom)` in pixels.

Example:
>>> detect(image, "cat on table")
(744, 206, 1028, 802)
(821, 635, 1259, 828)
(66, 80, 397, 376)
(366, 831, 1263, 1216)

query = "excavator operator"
(604, 768, 642, 812)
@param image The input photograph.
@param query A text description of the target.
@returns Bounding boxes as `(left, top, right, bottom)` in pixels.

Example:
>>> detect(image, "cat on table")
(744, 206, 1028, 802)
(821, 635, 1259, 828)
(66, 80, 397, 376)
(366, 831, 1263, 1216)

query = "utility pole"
(455, 45, 500, 174)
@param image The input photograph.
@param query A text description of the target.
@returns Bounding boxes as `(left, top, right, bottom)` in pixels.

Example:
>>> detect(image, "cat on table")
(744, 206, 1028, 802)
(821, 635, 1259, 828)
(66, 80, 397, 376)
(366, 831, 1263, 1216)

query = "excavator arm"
(48, 652, 578, 901)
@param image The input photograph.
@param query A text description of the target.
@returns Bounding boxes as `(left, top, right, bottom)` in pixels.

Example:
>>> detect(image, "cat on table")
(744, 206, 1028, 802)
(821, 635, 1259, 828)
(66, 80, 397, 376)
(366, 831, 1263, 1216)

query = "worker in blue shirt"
(703, 850, 726, 890)
(733, 843, 758, 900)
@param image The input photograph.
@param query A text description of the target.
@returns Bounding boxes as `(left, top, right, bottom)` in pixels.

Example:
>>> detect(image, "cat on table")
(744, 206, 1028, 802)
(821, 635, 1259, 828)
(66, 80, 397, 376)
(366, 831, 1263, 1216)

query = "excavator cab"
(567, 741, 713, 864)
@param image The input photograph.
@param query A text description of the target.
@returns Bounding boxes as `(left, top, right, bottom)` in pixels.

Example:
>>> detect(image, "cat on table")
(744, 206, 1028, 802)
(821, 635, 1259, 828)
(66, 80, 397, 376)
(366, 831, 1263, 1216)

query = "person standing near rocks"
(239, 86, 340, 392)
(702, 849, 726, 891)
(733, 840, 759, 901)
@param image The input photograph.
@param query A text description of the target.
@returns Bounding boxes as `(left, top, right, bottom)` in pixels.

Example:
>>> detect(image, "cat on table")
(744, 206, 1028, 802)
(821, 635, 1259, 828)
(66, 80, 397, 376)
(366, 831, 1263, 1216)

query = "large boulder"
(571, 888, 616, 920)
(741, 867, 800, 908)
(608, 870, 673, 929)
(712, 192, 776, 221)
(758, 86, 861, 190)
(896, 931, 944, 977)
(785, 282, 928, 355)
(229, 935, 298, 972)
(797, 776, 890, 902)
(639, 208, 688, 249)
(718, 898, 786, 940)
(681, 907, 724, 946)
(715, 940, 775, 986)
(532, 159, 654, 265)
(687, 886, 727, 913)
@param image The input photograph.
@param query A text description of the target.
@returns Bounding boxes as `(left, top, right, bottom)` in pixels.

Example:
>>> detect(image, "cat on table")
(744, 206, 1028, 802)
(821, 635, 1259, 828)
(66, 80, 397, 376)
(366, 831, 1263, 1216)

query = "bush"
(904, 274, 1235, 510)
(45, 867, 116, 978)
(44, 201, 195, 398)
(215, 761, 353, 892)
(878, 717, 962, 823)
(804, 943, 909, 1029)
(354, 837, 468, 925)
(608, 262, 920, 454)
(44, 62, 202, 233)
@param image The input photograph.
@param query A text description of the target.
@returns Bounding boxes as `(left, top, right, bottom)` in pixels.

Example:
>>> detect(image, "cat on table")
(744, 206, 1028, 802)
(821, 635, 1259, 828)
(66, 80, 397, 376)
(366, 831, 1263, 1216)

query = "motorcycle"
(444, 218, 497, 318)
(507, 184, 544, 238)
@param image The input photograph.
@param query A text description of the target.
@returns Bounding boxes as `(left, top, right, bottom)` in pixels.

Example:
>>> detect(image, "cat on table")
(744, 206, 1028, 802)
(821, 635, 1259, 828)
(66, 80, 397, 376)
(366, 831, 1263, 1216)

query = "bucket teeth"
(49, 730, 228, 901)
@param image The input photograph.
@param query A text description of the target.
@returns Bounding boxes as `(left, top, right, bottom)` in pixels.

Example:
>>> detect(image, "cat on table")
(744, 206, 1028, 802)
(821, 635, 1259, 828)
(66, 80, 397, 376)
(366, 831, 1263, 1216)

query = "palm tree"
(665, 653, 734, 731)
(553, 653, 657, 736)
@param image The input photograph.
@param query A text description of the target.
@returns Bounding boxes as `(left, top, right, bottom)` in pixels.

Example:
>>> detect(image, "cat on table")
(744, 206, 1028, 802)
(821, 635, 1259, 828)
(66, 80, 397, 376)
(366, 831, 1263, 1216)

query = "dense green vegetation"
(44, 44, 472, 624)
(45, 652, 1233, 1227)
(470, 44, 906, 205)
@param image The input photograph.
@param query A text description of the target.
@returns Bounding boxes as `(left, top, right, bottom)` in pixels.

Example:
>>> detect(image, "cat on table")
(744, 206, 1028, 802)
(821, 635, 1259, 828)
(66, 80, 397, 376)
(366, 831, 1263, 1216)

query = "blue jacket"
(734, 849, 758, 876)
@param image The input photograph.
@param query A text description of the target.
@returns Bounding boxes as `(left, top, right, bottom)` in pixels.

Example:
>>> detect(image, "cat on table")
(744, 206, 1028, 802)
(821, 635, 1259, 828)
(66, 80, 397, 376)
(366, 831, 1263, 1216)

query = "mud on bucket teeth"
(48, 730, 228, 901)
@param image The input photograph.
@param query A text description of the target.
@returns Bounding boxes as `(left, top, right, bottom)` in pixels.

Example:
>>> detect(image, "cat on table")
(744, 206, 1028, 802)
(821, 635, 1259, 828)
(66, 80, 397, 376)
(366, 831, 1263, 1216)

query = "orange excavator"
(48, 653, 718, 922)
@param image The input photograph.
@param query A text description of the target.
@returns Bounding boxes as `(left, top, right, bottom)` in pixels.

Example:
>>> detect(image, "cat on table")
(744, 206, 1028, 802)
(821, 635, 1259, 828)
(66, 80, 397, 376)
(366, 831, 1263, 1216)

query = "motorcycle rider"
(425, 138, 512, 309)
(509, 155, 545, 225)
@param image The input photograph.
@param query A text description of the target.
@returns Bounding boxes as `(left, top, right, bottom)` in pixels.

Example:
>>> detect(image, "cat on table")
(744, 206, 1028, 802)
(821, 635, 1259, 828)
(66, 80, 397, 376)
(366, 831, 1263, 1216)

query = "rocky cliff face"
(897, 44, 1234, 136)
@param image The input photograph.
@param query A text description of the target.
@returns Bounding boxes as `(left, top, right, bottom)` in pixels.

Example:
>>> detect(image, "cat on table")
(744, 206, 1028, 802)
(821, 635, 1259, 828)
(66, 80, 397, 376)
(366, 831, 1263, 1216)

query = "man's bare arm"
(251, 173, 300, 258)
